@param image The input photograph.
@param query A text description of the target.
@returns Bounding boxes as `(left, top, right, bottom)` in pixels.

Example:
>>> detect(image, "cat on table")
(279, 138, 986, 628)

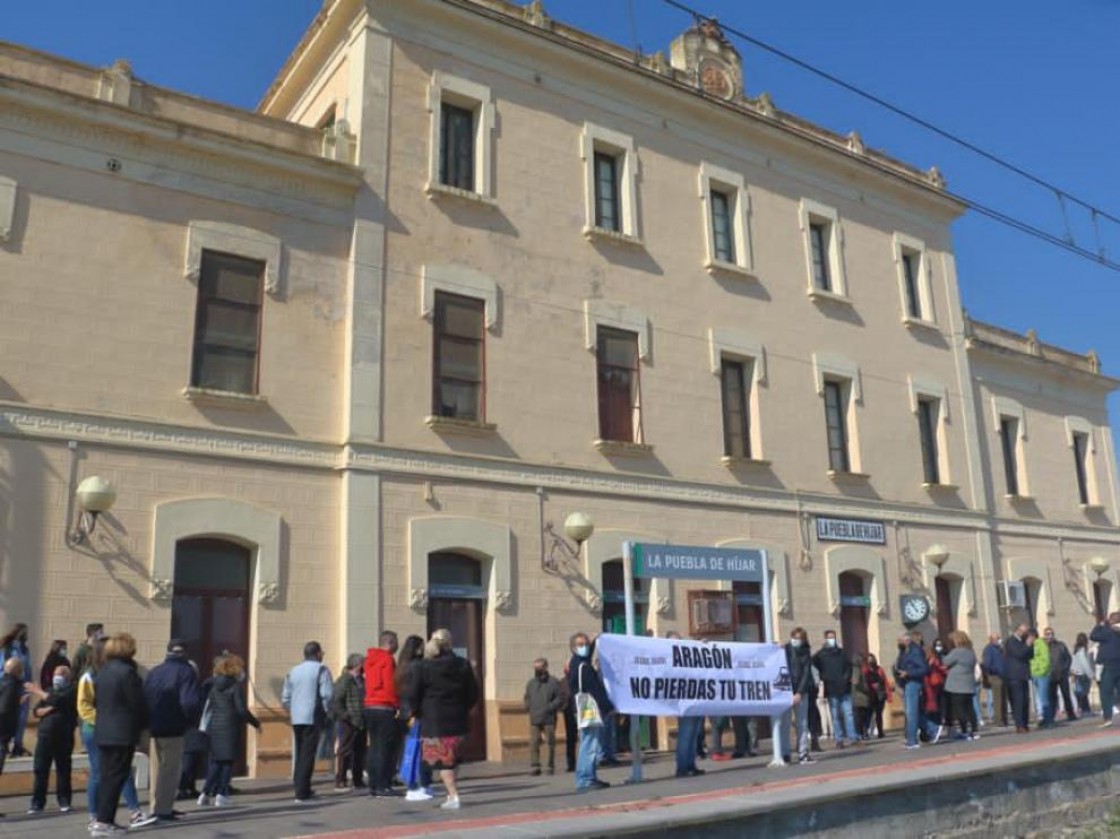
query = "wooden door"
(935, 576, 955, 643)
(428, 597, 487, 762)
(838, 572, 870, 657)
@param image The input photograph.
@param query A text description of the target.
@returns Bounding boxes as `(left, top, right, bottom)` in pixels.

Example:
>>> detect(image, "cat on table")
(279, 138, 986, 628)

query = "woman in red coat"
(924, 641, 948, 728)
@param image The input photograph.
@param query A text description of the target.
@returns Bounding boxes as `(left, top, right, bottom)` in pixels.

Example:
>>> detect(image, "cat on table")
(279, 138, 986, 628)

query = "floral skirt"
(421, 736, 463, 770)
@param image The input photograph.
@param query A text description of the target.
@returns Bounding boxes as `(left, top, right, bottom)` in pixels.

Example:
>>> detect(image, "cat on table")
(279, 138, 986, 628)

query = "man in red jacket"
(363, 631, 399, 797)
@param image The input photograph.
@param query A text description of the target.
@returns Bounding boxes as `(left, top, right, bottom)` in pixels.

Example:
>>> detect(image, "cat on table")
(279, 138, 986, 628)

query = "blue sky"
(6, 0, 1120, 426)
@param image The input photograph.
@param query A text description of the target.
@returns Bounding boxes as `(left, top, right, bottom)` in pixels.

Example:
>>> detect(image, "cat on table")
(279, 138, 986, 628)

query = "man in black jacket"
(1090, 612, 1120, 727)
(1044, 628, 1076, 722)
(524, 657, 565, 776)
(812, 630, 857, 749)
(0, 656, 28, 803)
(1004, 623, 1033, 732)
(28, 665, 78, 814)
(143, 640, 201, 821)
(782, 627, 815, 765)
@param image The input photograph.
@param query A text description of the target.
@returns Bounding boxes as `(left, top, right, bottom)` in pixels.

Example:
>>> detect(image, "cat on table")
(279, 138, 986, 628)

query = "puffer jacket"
(93, 658, 147, 747)
(205, 675, 258, 762)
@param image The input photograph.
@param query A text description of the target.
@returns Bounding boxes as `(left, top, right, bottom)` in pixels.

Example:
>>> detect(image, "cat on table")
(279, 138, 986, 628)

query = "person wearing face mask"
(812, 630, 857, 750)
(198, 654, 259, 807)
(894, 631, 939, 749)
(143, 639, 202, 822)
(38, 640, 71, 692)
(523, 657, 564, 776)
(26, 665, 78, 814)
(863, 654, 891, 739)
(1004, 623, 1033, 733)
(71, 624, 105, 688)
(1027, 629, 1052, 727)
(0, 623, 32, 757)
(567, 632, 614, 791)
(980, 633, 1007, 727)
(1090, 612, 1120, 728)
(780, 627, 815, 764)
(924, 639, 949, 732)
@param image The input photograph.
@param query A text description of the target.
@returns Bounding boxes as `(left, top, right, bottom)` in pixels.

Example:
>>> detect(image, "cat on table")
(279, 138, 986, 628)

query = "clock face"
(902, 596, 929, 625)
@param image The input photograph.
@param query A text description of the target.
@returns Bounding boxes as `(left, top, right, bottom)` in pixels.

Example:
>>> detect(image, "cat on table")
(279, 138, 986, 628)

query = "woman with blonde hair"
(198, 654, 259, 807)
(408, 629, 478, 810)
(90, 633, 153, 836)
(943, 631, 980, 741)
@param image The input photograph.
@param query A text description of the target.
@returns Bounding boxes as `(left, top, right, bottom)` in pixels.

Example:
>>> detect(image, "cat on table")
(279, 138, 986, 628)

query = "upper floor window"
(432, 292, 485, 421)
(917, 397, 941, 485)
(720, 357, 752, 459)
(698, 163, 753, 276)
(1073, 431, 1091, 506)
(893, 233, 934, 326)
(823, 379, 850, 473)
(426, 72, 494, 200)
(999, 416, 1021, 496)
(581, 123, 640, 241)
(710, 190, 735, 263)
(597, 327, 642, 443)
(799, 199, 847, 299)
(1065, 417, 1099, 507)
(191, 251, 264, 395)
(440, 103, 475, 191)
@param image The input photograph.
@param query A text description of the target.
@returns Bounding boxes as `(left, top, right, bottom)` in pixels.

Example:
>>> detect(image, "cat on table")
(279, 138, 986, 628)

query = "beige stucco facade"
(1, 0, 1118, 772)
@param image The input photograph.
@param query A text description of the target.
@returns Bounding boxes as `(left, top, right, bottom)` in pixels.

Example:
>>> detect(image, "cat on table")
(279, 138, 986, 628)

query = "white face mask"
(790, 638, 803, 648)
(52, 675, 67, 690)
(575, 645, 590, 658)
(825, 638, 837, 648)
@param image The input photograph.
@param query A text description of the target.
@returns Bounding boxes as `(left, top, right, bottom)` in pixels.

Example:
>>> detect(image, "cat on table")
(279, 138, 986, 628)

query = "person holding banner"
(567, 633, 613, 791)
(782, 627, 815, 765)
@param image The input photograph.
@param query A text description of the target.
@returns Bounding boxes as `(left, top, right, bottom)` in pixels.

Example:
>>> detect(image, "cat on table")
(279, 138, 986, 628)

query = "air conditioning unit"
(997, 580, 1027, 610)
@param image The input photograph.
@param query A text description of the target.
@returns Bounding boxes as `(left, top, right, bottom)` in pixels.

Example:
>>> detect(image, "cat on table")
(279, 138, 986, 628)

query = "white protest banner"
(596, 634, 794, 718)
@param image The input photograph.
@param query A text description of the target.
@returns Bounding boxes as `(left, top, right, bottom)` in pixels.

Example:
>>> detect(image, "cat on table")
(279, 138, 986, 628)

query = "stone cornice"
(3, 402, 1117, 545)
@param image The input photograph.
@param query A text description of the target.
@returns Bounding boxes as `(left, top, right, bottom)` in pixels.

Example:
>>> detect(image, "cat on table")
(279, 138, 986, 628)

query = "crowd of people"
(0, 611, 1117, 829)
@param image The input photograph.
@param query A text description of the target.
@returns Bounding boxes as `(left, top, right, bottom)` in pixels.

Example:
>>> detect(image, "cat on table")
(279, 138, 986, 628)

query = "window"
(596, 327, 642, 443)
(800, 199, 847, 298)
(426, 72, 494, 199)
(917, 397, 940, 485)
(810, 223, 832, 292)
(1073, 431, 1091, 505)
(720, 358, 752, 459)
(581, 123, 639, 240)
(999, 416, 1020, 496)
(823, 380, 850, 473)
(699, 163, 753, 274)
(432, 292, 485, 421)
(902, 253, 921, 319)
(440, 103, 475, 191)
(594, 151, 621, 232)
(190, 251, 264, 394)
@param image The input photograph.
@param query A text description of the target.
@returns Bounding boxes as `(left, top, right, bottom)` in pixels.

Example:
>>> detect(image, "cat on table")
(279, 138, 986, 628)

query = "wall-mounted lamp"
(1089, 556, 1111, 578)
(543, 512, 594, 573)
(69, 476, 116, 545)
(925, 545, 950, 570)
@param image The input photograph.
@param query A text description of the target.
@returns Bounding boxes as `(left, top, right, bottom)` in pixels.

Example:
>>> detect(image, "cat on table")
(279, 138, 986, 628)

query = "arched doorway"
(601, 559, 648, 635)
(170, 538, 251, 773)
(1093, 579, 1111, 623)
(427, 552, 487, 762)
(1022, 578, 1042, 630)
(838, 572, 870, 656)
(934, 575, 962, 643)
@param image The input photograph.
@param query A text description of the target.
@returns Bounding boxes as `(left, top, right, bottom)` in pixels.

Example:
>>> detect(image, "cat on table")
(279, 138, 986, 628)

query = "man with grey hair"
(331, 653, 367, 791)
(524, 657, 564, 775)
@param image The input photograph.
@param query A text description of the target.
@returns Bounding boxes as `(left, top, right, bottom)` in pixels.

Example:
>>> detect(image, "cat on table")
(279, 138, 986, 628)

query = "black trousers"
(1048, 677, 1077, 719)
(95, 745, 134, 825)
(1008, 679, 1030, 729)
(179, 748, 205, 793)
(949, 692, 978, 736)
(31, 725, 73, 809)
(563, 705, 577, 771)
(292, 724, 321, 800)
(335, 720, 367, 786)
(363, 709, 400, 792)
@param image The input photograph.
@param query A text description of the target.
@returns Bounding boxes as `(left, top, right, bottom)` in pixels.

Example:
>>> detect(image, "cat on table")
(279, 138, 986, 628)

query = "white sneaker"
(440, 796, 461, 810)
(214, 794, 232, 807)
(931, 725, 944, 745)
(197, 793, 213, 807)
(405, 788, 434, 802)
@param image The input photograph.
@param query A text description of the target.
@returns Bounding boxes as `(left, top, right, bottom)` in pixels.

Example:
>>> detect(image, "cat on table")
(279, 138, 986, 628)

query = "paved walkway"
(1, 718, 1115, 837)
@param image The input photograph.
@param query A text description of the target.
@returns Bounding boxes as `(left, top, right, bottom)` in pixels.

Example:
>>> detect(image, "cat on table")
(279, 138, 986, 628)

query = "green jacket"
(1029, 638, 1051, 678)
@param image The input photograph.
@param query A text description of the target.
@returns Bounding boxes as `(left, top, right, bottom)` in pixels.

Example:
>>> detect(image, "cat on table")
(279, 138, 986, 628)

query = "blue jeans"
(827, 695, 856, 744)
(81, 724, 138, 816)
(675, 716, 703, 774)
(601, 716, 617, 761)
(780, 698, 811, 759)
(903, 681, 939, 746)
(575, 725, 604, 789)
(1032, 675, 1052, 724)
(973, 685, 983, 724)
(982, 684, 994, 720)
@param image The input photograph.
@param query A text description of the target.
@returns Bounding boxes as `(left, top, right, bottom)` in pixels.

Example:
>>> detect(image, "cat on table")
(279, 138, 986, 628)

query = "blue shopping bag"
(399, 722, 422, 787)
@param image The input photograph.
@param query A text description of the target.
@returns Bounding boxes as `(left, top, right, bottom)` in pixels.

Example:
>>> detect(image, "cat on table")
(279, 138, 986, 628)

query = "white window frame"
(799, 198, 848, 302)
(709, 328, 766, 461)
(893, 233, 935, 328)
(426, 71, 495, 202)
(908, 375, 952, 486)
(580, 122, 641, 244)
(698, 162, 753, 276)
(812, 352, 863, 475)
(991, 395, 1030, 498)
(1065, 415, 1101, 507)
